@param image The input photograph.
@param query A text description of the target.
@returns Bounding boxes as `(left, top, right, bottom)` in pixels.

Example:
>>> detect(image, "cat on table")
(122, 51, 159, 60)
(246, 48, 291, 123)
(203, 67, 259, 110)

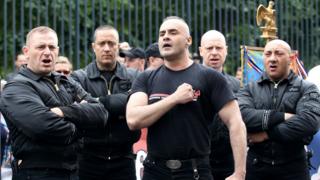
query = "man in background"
(145, 43, 163, 70)
(120, 47, 146, 72)
(199, 30, 240, 180)
(54, 56, 73, 76)
(5, 53, 28, 82)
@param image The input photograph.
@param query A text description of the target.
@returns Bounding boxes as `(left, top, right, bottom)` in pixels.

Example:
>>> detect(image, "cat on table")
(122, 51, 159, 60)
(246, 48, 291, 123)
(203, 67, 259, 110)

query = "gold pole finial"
(256, 0, 278, 43)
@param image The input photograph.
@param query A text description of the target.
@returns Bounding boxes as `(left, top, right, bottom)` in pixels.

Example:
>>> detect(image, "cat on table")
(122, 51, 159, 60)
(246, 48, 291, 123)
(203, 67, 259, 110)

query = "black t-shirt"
(131, 63, 235, 159)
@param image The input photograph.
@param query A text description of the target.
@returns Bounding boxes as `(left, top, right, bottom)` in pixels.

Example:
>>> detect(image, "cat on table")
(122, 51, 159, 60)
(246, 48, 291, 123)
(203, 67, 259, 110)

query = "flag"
(290, 52, 308, 79)
(241, 46, 264, 85)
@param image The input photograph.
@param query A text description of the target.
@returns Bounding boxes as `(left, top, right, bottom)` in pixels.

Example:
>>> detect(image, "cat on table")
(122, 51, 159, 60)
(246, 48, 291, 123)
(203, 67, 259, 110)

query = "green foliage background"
(1, 0, 320, 77)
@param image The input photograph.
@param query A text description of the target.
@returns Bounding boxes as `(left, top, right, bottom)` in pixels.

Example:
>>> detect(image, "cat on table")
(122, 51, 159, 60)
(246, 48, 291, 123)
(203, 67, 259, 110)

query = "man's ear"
(186, 36, 192, 46)
(141, 58, 146, 65)
(22, 46, 29, 58)
(288, 54, 292, 65)
(225, 45, 228, 56)
(199, 46, 203, 57)
(92, 43, 95, 53)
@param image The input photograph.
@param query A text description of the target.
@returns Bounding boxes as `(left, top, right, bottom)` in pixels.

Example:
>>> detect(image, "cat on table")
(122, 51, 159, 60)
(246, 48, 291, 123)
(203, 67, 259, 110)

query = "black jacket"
(238, 71, 320, 164)
(0, 67, 108, 170)
(71, 61, 140, 156)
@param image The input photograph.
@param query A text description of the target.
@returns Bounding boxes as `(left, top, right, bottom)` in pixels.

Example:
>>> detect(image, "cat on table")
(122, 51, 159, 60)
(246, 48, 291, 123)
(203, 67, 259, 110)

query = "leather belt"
(165, 160, 182, 169)
(146, 156, 208, 170)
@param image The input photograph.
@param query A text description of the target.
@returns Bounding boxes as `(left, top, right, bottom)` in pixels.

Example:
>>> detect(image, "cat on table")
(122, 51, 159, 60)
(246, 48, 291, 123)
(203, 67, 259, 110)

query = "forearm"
(127, 83, 194, 130)
(229, 120, 247, 177)
(59, 103, 108, 129)
(126, 92, 178, 130)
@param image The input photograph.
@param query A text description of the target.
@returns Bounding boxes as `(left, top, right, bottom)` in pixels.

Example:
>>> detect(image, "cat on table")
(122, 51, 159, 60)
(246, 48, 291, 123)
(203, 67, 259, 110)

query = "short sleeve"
(131, 71, 149, 94)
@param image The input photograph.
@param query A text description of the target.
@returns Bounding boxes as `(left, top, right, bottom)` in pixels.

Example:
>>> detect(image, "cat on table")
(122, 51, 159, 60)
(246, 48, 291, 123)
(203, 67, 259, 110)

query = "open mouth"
(42, 59, 52, 64)
(162, 43, 172, 48)
(209, 58, 220, 64)
(269, 64, 277, 71)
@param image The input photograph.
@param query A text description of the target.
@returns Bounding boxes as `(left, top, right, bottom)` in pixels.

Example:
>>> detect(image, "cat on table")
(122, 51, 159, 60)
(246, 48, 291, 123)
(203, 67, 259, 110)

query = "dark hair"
(93, 25, 119, 42)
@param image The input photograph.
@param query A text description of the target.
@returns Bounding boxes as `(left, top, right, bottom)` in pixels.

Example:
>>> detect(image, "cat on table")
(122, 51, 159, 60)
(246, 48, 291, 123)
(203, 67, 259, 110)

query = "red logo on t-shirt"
(193, 90, 201, 101)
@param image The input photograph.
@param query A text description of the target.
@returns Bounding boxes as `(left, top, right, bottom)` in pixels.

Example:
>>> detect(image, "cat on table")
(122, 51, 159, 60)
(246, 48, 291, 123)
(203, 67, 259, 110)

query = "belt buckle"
(165, 160, 182, 169)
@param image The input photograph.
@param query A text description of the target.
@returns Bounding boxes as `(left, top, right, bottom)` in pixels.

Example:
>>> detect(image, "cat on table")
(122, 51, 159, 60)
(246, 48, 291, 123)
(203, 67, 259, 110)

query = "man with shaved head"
(199, 30, 240, 180)
(238, 39, 320, 180)
(127, 16, 247, 180)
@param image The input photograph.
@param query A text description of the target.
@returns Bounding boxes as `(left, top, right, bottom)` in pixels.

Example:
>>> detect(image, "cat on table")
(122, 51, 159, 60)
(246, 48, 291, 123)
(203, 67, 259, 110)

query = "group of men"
(0, 15, 319, 180)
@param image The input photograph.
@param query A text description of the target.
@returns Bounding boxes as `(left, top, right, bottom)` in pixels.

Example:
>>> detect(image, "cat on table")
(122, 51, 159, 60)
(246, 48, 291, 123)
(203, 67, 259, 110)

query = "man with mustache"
(0, 26, 108, 179)
(238, 39, 320, 180)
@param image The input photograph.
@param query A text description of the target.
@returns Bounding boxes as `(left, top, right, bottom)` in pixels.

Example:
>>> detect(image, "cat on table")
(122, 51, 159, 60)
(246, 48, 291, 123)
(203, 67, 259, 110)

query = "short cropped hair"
(56, 56, 73, 71)
(93, 25, 119, 42)
(161, 16, 190, 36)
(26, 26, 57, 46)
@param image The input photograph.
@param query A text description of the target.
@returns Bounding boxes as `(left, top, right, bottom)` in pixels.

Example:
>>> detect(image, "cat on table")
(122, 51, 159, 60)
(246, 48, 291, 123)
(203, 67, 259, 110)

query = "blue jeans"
(142, 156, 213, 180)
(12, 168, 78, 180)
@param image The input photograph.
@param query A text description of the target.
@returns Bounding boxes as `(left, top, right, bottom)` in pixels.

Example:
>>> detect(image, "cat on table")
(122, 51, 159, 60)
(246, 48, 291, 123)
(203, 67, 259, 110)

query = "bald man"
(238, 39, 320, 180)
(127, 16, 247, 180)
(199, 30, 240, 180)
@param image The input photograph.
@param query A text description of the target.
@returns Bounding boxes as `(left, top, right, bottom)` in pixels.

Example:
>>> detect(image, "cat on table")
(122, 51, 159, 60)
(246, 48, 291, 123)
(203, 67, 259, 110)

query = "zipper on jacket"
(272, 81, 281, 107)
(44, 77, 60, 91)
(99, 74, 115, 156)
(271, 141, 275, 163)
(108, 75, 116, 95)
(271, 81, 281, 164)
(100, 75, 116, 95)
(100, 75, 110, 95)
(42, 77, 63, 104)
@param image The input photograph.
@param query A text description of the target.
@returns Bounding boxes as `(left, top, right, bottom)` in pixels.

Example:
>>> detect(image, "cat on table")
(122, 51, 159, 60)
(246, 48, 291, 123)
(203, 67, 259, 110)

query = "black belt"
(146, 156, 209, 169)
(11, 160, 76, 174)
(83, 151, 136, 160)
(145, 156, 208, 180)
